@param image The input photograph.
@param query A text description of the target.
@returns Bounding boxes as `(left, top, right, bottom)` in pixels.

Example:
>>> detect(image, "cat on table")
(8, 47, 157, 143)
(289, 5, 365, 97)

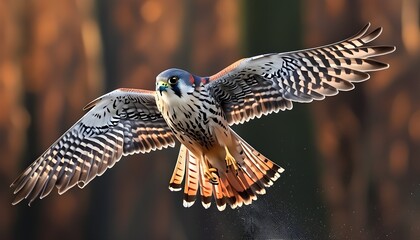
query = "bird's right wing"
(11, 88, 176, 205)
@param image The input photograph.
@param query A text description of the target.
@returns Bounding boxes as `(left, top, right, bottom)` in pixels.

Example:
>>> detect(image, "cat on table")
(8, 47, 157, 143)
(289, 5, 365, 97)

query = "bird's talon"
(224, 146, 239, 175)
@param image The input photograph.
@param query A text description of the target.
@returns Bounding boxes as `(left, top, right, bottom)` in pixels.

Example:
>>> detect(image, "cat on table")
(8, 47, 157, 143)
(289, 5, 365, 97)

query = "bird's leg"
(224, 146, 239, 175)
(202, 157, 219, 185)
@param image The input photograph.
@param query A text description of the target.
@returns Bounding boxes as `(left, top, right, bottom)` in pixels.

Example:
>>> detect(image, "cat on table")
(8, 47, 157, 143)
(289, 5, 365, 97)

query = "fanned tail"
(222, 130, 284, 209)
(169, 130, 284, 211)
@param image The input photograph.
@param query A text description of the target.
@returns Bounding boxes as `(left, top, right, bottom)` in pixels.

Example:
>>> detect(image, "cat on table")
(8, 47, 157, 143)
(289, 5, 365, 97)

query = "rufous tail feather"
(169, 130, 284, 210)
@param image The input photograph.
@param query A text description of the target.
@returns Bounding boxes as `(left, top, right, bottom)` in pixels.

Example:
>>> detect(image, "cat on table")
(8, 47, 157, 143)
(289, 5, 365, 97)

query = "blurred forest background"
(0, 0, 419, 239)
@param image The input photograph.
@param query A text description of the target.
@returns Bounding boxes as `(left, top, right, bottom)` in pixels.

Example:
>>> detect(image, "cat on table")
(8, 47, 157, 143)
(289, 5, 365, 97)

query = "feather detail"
(206, 23, 395, 125)
(169, 145, 187, 191)
(183, 150, 199, 208)
(11, 89, 175, 205)
(199, 157, 213, 209)
(172, 129, 284, 210)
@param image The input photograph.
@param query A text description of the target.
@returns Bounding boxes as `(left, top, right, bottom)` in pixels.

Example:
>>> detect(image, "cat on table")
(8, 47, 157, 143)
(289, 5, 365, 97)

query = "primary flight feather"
(11, 23, 395, 210)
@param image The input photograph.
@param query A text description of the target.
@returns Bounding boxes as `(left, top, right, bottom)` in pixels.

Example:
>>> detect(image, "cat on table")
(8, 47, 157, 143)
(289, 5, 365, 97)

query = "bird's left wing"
(205, 23, 395, 125)
(11, 88, 175, 205)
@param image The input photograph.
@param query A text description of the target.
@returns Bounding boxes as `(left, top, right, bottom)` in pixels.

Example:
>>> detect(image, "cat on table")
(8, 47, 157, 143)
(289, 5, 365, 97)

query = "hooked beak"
(157, 81, 169, 95)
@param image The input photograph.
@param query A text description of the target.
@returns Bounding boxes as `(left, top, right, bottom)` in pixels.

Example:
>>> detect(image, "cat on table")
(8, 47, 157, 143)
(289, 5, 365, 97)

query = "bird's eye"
(168, 76, 179, 85)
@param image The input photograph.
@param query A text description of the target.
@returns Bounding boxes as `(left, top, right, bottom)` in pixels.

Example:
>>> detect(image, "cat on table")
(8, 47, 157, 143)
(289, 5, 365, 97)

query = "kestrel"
(11, 24, 395, 210)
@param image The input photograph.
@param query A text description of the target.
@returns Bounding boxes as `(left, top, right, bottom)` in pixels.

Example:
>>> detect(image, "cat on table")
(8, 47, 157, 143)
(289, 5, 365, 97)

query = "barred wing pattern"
(11, 89, 175, 205)
(206, 23, 395, 125)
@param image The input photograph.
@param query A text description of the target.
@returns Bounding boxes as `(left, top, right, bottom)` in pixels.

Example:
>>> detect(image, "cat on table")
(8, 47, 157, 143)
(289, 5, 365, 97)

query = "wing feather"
(206, 23, 395, 125)
(11, 89, 175, 205)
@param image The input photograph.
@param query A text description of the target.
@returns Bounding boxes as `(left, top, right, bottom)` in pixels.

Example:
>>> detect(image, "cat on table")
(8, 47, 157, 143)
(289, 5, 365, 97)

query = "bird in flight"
(11, 23, 395, 210)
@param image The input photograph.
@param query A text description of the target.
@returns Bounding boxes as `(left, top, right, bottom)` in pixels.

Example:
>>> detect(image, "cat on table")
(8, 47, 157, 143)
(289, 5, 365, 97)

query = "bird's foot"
(224, 146, 239, 175)
(204, 167, 219, 185)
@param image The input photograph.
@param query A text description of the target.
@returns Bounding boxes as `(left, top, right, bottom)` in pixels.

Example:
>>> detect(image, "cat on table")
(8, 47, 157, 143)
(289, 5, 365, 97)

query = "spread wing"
(11, 88, 176, 205)
(205, 23, 396, 125)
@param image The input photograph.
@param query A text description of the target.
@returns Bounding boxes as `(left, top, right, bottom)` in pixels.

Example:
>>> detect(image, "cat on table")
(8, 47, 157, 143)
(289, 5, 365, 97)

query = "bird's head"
(155, 68, 202, 101)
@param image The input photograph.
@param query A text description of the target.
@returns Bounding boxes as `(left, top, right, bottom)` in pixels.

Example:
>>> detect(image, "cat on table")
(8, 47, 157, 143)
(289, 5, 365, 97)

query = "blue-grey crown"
(156, 68, 191, 84)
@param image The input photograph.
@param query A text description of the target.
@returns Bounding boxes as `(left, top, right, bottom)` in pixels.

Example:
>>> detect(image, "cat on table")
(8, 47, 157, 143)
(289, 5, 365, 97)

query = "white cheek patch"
(177, 80, 195, 94)
(160, 89, 175, 103)
(159, 88, 183, 105)
(156, 80, 195, 107)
